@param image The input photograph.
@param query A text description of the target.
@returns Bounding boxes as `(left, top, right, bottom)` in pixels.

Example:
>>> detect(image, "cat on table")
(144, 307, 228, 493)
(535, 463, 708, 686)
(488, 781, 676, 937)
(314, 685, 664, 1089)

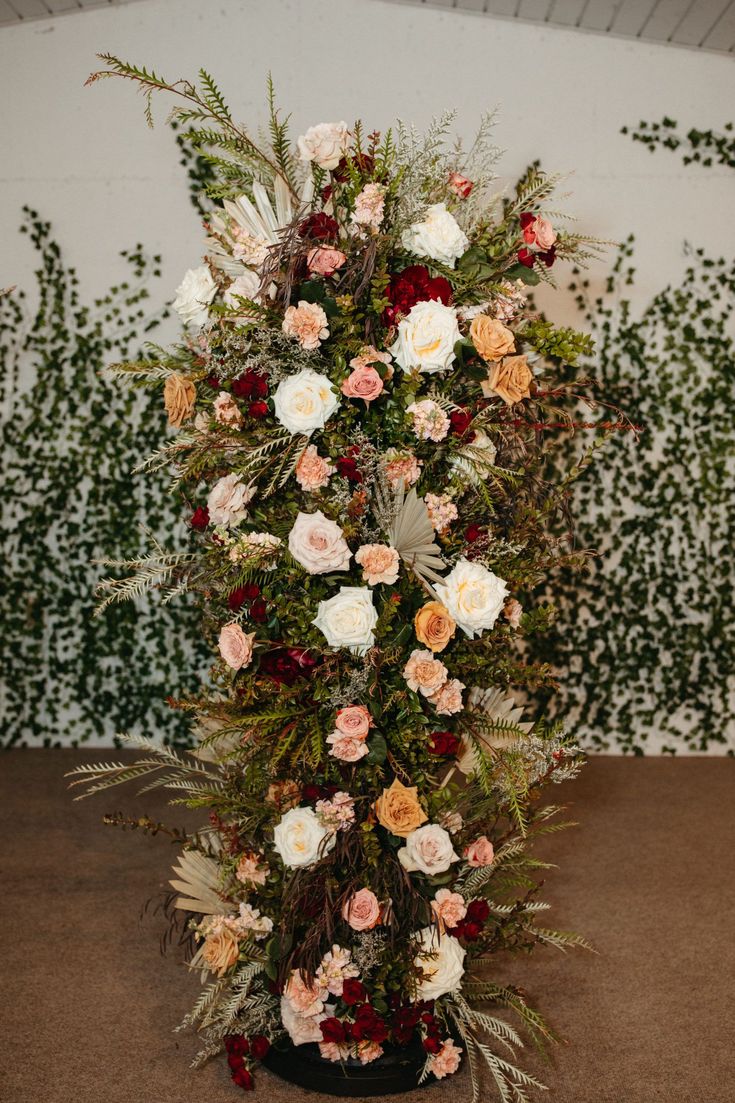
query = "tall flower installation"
(70, 58, 615, 1100)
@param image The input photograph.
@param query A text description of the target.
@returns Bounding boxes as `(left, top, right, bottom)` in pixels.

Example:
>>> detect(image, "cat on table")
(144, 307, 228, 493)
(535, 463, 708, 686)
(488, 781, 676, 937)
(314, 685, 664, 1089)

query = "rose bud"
(248, 1036, 270, 1061)
(228, 587, 247, 612)
(190, 506, 210, 530)
(248, 400, 269, 419)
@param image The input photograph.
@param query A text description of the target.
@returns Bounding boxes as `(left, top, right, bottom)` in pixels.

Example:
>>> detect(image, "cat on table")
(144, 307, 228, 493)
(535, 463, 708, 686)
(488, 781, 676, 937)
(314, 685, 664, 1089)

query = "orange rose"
(484, 355, 533, 405)
(373, 778, 427, 838)
(414, 601, 456, 653)
(469, 315, 515, 363)
(163, 373, 196, 427)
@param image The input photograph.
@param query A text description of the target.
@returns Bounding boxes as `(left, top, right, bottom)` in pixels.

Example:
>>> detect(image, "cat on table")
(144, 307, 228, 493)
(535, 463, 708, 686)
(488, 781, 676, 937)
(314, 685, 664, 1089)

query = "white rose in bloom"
(173, 265, 217, 329)
(297, 121, 351, 170)
(413, 927, 466, 1001)
(435, 558, 508, 638)
(398, 824, 459, 875)
(274, 369, 339, 435)
(223, 270, 260, 314)
(391, 300, 461, 375)
(207, 473, 254, 528)
(313, 587, 378, 655)
(280, 997, 325, 1045)
(401, 203, 469, 268)
(288, 511, 351, 575)
(273, 806, 337, 869)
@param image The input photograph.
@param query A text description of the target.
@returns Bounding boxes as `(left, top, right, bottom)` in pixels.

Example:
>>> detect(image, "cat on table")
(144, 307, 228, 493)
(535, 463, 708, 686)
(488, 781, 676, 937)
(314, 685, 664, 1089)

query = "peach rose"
(374, 778, 428, 838)
(201, 920, 240, 977)
(428, 1038, 463, 1079)
(342, 887, 381, 931)
(335, 705, 372, 740)
(218, 623, 255, 670)
(469, 315, 516, 363)
(295, 444, 335, 492)
(463, 835, 495, 867)
(414, 601, 456, 653)
(355, 544, 400, 585)
(163, 373, 196, 427)
(282, 300, 330, 350)
(307, 246, 347, 276)
(429, 678, 465, 716)
(341, 364, 384, 405)
(483, 355, 533, 405)
(432, 888, 467, 930)
(327, 732, 370, 762)
(403, 648, 448, 697)
(213, 391, 243, 428)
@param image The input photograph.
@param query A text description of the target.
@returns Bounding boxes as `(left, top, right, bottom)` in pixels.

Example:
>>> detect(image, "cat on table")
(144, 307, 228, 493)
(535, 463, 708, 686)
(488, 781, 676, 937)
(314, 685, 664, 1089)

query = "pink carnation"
(351, 183, 386, 230)
(464, 835, 495, 867)
(429, 677, 465, 715)
(235, 852, 268, 887)
(282, 300, 329, 350)
(295, 444, 335, 492)
(406, 399, 450, 442)
(429, 1038, 463, 1079)
(284, 970, 326, 1016)
(355, 544, 400, 585)
(335, 705, 372, 739)
(307, 246, 347, 276)
(342, 887, 381, 931)
(431, 888, 467, 929)
(327, 732, 370, 762)
(218, 623, 255, 670)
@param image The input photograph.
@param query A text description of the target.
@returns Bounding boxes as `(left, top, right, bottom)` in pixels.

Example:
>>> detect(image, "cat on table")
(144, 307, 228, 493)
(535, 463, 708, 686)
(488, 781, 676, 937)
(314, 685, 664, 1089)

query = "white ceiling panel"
(546, 0, 588, 27)
(670, 0, 732, 45)
(701, 0, 735, 49)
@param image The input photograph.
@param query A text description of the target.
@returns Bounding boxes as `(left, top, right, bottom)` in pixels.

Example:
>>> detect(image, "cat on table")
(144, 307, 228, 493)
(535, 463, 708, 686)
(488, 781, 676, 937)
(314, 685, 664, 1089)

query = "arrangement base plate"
(262, 1037, 432, 1097)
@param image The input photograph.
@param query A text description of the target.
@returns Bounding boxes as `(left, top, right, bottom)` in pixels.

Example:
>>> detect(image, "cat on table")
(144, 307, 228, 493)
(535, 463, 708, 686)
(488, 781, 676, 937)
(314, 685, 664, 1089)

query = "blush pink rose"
(431, 888, 467, 930)
(429, 1038, 463, 1079)
(463, 835, 495, 868)
(307, 246, 347, 276)
(341, 364, 384, 405)
(335, 705, 372, 740)
(327, 732, 370, 762)
(218, 623, 255, 670)
(523, 215, 556, 250)
(342, 887, 381, 931)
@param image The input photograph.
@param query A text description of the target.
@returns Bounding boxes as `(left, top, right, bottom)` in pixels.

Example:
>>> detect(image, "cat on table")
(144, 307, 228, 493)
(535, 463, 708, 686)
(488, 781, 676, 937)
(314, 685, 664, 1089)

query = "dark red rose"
(248, 400, 269, 419)
(190, 506, 209, 530)
(392, 1005, 420, 1044)
(384, 265, 453, 326)
(520, 212, 536, 236)
(517, 247, 535, 269)
(228, 587, 247, 612)
(460, 920, 482, 941)
(429, 731, 461, 756)
(333, 153, 375, 182)
(298, 212, 339, 241)
(260, 647, 317, 686)
(206, 373, 221, 389)
(241, 583, 260, 601)
(320, 1017, 347, 1044)
(232, 371, 268, 400)
(336, 457, 363, 483)
(466, 898, 490, 923)
(539, 245, 556, 268)
(352, 1004, 389, 1043)
(249, 597, 268, 623)
(465, 524, 485, 543)
(342, 978, 367, 1006)
(231, 1065, 254, 1090)
(225, 1035, 250, 1057)
(228, 1053, 244, 1072)
(248, 1035, 270, 1061)
(420, 1011, 436, 1025)
(423, 1034, 442, 1054)
(449, 408, 475, 439)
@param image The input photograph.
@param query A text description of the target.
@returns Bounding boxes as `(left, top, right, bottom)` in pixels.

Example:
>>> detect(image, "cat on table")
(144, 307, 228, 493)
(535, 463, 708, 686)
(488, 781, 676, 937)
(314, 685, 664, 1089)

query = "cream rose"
(401, 203, 469, 268)
(281, 997, 325, 1045)
(288, 510, 351, 575)
(403, 649, 448, 697)
(435, 558, 509, 638)
(173, 264, 216, 329)
(274, 368, 339, 435)
(342, 888, 381, 931)
(207, 473, 253, 528)
(312, 587, 378, 655)
(297, 121, 350, 170)
(391, 300, 461, 375)
(413, 927, 466, 1001)
(398, 824, 459, 876)
(218, 623, 255, 670)
(273, 806, 336, 869)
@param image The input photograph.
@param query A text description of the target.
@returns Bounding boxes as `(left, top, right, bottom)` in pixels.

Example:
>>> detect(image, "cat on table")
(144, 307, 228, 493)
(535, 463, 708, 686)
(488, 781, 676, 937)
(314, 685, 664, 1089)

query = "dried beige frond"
(374, 479, 446, 594)
(170, 849, 224, 914)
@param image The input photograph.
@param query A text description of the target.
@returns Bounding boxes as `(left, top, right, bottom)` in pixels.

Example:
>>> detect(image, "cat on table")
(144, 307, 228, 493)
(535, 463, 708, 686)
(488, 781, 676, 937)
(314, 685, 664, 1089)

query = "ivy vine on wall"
(0, 208, 207, 746)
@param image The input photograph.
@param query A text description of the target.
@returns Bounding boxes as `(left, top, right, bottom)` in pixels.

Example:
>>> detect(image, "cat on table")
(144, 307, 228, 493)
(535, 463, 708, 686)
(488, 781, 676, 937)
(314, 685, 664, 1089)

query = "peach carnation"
(355, 544, 400, 585)
(327, 732, 370, 762)
(383, 450, 422, 489)
(403, 648, 448, 697)
(342, 887, 381, 931)
(432, 888, 467, 930)
(295, 444, 335, 492)
(235, 852, 268, 887)
(504, 597, 523, 628)
(428, 1038, 463, 1079)
(284, 970, 326, 1016)
(213, 391, 243, 428)
(218, 623, 255, 670)
(282, 300, 330, 350)
(429, 678, 465, 715)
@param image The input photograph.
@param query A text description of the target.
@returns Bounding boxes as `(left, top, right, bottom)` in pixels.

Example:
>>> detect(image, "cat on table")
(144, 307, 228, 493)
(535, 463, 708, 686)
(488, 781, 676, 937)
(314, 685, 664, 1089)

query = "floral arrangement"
(70, 57, 614, 1100)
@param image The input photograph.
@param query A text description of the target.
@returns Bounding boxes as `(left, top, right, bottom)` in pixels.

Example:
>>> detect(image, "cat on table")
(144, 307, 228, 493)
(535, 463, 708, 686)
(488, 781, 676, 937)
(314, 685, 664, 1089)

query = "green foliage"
(0, 208, 208, 746)
(622, 117, 735, 168)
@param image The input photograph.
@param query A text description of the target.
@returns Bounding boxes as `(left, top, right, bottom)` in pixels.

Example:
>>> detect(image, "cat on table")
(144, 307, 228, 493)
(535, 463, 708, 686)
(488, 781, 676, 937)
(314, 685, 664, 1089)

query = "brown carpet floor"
(1, 751, 733, 1103)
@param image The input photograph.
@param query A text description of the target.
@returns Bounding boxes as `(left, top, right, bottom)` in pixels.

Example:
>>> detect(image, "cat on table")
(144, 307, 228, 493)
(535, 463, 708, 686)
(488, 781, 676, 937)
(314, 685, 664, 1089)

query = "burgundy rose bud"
(466, 898, 490, 923)
(449, 408, 475, 439)
(320, 1017, 347, 1044)
(464, 524, 484, 543)
(342, 978, 367, 1006)
(423, 1035, 443, 1055)
(298, 212, 339, 241)
(232, 371, 268, 400)
(336, 457, 363, 483)
(205, 373, 221, 389)
(242, 582, 260, 601)
(231, 1065, 254, 1091)
(429, 731, 461, 756)
(227, 1053, 244, 1071)
(333, 153, 375, 182)
(190, 506, 210, 530)
(302, 783, 321, 803)
(461, 920, 483, 941)
(420, 1011, 435, 1025)
(248, 1036, 270, 1061)
(517, 247, 535, 268)
(539, 245, 557, 268)
(248, 400, 269, 419)
(225, 1035, 250, 1057)
(228, 587, 247, 612)
(249, 598, 268, 623)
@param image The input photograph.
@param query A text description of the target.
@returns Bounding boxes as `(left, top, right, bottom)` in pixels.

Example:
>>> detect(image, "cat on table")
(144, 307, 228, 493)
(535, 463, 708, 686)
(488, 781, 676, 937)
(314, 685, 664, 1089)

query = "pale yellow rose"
(373, 778, 428, 838)
(470, 315, 516, 363)
(163, 373, 196, 427)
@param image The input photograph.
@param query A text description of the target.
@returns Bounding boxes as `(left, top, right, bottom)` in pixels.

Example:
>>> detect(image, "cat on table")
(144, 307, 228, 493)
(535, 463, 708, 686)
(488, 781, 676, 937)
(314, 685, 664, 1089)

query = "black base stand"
(262, 1036, 433, 1097)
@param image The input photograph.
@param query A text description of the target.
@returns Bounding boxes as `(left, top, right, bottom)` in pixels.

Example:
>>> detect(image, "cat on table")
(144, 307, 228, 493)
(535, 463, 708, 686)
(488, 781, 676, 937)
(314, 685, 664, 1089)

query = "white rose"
(223, 270, 260, 317)
(288, 511, 351, 575)
(435, 558, 508, 638)
(450, 429, 498, 485)
(273, 806, 337, 869)
(390, 299, 461, 375)
(273, 368, 339, 435)
(173, 265, 217, 329)
(398, 824, 459, 875)
(400, 203, 469, 268)
(207, 473, 254, 528)
(312, 587, 378, 655)
(297, 121, 351, 170)
(413, 927, 466, 1001)
(280, 997, 325, 1045)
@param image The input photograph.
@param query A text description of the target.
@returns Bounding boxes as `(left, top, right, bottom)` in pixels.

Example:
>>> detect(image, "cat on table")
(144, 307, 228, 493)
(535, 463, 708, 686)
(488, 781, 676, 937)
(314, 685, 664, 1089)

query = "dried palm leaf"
(374, 480, 446, 593)
(456, 686, 533, 774)
(170, 849, 224, 914)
